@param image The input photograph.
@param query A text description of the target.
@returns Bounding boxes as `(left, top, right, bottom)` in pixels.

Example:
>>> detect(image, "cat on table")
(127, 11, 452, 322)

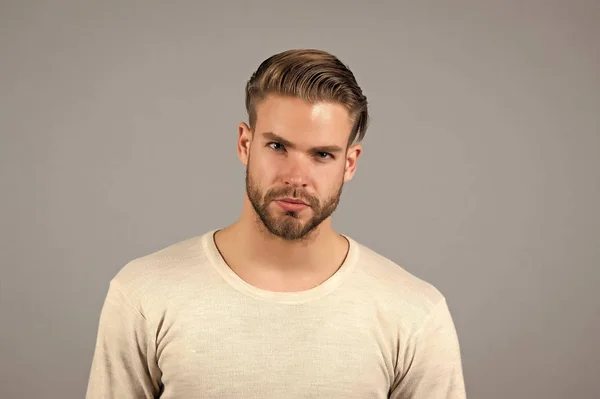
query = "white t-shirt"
(86, 230, 466, 398)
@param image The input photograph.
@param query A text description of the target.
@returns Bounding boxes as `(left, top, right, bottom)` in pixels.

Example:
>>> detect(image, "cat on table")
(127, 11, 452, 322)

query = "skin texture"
(214, 94, 362, 291)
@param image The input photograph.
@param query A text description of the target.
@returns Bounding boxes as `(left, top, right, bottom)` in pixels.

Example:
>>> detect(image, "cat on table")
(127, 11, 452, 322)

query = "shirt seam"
(110, 280, 148, 321)
(393, 296, 447, 387)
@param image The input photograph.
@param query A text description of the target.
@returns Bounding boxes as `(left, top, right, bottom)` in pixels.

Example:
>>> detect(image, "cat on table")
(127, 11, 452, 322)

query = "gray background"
(1, 1, 599, 398)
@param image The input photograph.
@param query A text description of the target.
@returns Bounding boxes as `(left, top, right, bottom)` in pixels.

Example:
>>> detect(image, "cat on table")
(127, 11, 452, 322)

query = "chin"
(277, 209, 310, 221)
(271, 212, 306, 227)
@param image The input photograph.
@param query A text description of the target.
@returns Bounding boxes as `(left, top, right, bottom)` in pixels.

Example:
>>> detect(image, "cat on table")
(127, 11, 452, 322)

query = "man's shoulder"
(109, 231, 212, 298)
(350, 238, 447, 319)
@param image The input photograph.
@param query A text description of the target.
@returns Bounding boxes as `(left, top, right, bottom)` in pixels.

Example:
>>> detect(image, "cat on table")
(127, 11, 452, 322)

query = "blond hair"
(245, 49, 369, 146)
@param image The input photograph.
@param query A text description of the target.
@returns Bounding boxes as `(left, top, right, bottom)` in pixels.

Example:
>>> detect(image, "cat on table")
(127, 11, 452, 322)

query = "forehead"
(254, 94, 353, 145)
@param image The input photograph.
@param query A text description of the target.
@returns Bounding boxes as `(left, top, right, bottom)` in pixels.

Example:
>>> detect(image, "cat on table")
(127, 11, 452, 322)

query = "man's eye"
(316, 152, 332, 159)
(268, 142, 284, 151)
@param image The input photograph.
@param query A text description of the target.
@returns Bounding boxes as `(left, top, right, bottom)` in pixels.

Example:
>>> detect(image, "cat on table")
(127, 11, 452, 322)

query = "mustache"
(264, 187, 318, 207)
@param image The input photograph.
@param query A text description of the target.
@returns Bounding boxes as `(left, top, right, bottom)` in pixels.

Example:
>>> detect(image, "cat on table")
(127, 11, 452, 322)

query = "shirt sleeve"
(86, 281, 162, 399)
(390, 298, 467, 399)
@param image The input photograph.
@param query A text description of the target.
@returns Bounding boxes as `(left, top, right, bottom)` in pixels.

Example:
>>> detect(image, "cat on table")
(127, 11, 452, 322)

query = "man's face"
(240, 94, 361, 241)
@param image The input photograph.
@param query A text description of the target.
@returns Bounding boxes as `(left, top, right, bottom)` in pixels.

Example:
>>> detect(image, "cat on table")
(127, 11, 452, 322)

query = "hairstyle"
(245, 49, 369, 146)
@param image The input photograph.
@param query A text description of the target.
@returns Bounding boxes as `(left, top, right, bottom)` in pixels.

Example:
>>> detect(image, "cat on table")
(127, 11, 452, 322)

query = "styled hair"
(245, 49, 369, 146)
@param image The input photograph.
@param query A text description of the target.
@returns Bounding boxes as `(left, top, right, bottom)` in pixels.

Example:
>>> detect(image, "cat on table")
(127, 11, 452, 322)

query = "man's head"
(237, 49, 369, 241)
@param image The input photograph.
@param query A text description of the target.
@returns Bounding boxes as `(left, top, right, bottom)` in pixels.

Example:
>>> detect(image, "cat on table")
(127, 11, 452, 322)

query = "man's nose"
(283, 157, 308, 188)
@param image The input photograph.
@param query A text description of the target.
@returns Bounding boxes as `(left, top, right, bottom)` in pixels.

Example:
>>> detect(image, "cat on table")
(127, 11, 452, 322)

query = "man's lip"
(277, 197, 308, 205)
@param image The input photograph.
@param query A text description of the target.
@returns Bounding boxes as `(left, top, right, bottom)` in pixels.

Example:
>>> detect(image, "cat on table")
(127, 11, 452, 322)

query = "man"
(86, 49, 466, 398)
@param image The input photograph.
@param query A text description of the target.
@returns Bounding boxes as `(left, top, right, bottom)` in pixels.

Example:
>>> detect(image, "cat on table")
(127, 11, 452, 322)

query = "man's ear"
(237, 122, 253, 166)
(343, 143, 362, 182)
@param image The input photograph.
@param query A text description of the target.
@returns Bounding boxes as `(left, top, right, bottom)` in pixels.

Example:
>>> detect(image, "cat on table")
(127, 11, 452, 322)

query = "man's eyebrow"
(312, 145, 344, 154)
(262, 132, 294, 148)
(261, 131, 344, 153)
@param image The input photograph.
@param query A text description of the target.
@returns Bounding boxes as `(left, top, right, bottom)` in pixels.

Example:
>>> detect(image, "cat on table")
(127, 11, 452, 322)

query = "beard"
(245, 159, 344, 242)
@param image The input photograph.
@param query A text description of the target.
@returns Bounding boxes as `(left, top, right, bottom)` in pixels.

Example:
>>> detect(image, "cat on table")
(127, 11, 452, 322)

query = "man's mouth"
(273, 197, 310, 212)
(277, 197, 308, 205)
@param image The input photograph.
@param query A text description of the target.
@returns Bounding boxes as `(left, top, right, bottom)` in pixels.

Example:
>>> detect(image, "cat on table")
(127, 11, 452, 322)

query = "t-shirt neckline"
(202, 229, 359, 304)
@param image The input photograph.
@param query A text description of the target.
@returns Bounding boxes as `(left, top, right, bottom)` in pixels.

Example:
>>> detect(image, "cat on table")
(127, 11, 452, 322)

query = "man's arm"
(390, 298, 466, 398)
(86, 281, 161, 398)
